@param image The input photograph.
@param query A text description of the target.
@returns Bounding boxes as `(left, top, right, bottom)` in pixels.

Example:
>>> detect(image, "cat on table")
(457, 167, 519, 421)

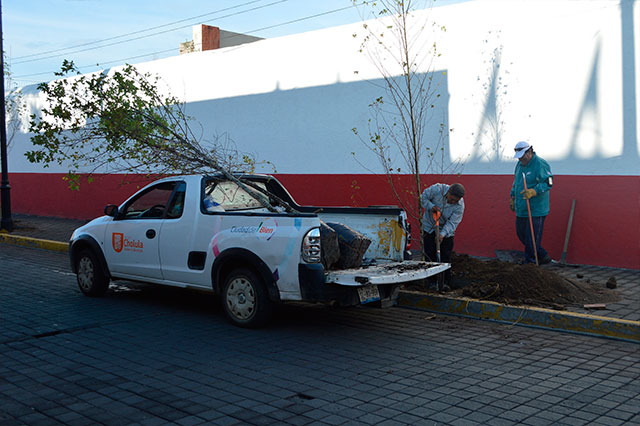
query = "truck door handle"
(146, 229, 156, 239)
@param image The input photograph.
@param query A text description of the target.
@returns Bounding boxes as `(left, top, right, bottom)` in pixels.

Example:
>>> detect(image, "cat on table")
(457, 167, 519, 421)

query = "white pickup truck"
(70, 174, 449, 327)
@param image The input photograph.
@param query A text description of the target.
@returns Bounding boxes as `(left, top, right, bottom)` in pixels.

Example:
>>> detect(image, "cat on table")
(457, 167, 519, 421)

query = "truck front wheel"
(76, 249, 109, 297)
(222, 268, 272, 328)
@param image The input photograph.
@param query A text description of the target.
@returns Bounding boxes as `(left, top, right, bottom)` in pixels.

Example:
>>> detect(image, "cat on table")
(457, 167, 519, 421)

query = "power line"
(12, 0, 289, 66)
(105, 5, 358, 67)
(13, 48, 177, 79)
(14, 3, 360, 81)
(11, 0, 266, 62)
(241, 4, 355, 37)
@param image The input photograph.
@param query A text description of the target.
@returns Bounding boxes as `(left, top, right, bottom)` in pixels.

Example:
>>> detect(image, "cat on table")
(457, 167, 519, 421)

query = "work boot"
(539, 254, 552, 265)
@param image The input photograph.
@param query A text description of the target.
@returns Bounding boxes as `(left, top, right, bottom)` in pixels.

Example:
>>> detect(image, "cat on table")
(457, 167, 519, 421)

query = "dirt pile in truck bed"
(405, 253, 620, 310)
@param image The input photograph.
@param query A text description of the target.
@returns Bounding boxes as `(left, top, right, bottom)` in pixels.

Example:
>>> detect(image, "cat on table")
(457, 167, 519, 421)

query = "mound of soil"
(405, 253, 620, 310)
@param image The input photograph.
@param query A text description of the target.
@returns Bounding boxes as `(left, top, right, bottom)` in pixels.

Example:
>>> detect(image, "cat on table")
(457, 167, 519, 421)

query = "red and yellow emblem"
(112, 233, 124, 253)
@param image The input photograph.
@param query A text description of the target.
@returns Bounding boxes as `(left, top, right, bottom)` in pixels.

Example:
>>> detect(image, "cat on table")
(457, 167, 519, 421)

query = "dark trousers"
(516, 216, 548, 263)
(423, 232, 454, 285)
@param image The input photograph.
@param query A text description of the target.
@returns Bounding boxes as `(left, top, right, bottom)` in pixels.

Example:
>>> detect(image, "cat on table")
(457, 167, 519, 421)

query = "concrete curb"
(398, 291, 640, 343)
(0, 233, 69, 253)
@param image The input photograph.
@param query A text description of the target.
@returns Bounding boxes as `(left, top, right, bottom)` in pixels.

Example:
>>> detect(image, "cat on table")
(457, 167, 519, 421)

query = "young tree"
(26, 60, 288, 211)
(351, 0, 458, 258)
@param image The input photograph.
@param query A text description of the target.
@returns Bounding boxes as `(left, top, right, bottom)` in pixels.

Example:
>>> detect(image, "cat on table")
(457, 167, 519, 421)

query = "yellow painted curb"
(0, 233, 68, 252)
(398, 291, 640, 343)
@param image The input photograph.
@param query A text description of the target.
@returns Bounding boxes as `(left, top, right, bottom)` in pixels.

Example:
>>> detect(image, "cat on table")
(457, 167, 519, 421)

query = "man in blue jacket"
(510, 141, 553, 264)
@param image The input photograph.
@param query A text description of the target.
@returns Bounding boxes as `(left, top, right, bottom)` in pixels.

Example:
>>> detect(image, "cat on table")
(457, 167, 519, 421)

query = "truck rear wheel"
(222, 268, 272, 328)
(76, 249, 109, 297)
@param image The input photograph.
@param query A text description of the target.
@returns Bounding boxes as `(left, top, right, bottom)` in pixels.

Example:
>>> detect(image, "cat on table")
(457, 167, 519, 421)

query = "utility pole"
(0, 0, 13, 232)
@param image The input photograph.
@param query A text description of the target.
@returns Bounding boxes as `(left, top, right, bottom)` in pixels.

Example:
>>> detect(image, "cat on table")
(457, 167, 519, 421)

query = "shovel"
(432, 209, 446, 291)
(432, 209, 442, 262)
(522, 173, 539, 266)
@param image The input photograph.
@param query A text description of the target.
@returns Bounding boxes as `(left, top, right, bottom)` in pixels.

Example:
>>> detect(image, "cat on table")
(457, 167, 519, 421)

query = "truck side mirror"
(104, 204, 119, 217)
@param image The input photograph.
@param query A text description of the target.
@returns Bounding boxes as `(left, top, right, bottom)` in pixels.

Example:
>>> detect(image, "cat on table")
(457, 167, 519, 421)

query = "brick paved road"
(1, 244, 638, 426)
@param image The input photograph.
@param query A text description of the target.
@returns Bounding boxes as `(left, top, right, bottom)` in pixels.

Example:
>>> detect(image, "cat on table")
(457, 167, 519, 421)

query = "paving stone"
(514, 404, 544, 417)
(455, 399, 484, 412)
(138, 417, 174, 426)
(589, 416, 627, 426)
(557, 416, 591, 426)
(451, 418, 481, 426)
(498, 409, 528, 422)
(355, 412, 387, 425)
(547, 403, 578, 416)
(460, 410, 493, 424)
(210, 416, 246, 426)
(174, 415, 208, 426)
(519, 416, 555, 426)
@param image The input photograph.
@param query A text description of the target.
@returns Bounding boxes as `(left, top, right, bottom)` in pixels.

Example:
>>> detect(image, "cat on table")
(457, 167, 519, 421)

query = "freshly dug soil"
(405, 253, 620, 310)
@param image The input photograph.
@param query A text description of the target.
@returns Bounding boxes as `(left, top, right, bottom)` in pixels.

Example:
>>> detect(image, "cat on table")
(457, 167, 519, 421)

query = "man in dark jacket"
(421, 183, 465, 290)
(510, 141, 553, 264)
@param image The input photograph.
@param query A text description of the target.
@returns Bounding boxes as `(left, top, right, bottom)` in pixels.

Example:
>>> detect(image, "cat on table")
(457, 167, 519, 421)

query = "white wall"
(444, 0, 639, 175)
(12, 0, 640, 177)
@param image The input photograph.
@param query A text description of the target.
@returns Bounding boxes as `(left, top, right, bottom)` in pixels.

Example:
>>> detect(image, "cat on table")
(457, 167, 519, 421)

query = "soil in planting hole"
(404, 253, 620, 310)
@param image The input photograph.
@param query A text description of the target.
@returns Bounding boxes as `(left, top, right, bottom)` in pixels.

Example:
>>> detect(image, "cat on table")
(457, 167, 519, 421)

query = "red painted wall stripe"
(8, 172, 640, 269)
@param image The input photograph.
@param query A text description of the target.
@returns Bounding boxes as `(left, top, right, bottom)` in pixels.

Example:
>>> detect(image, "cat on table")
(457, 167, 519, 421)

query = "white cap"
(514, 141, 531, 159)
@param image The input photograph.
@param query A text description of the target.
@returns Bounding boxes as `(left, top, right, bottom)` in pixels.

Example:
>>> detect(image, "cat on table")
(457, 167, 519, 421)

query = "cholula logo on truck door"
(112, 233, 124, 253)
(112, 232, 144, 253)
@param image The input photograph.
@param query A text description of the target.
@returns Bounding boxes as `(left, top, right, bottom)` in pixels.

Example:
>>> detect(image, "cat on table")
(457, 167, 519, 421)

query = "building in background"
(9, 0, 640, 268)
(179, 24, 263, 54)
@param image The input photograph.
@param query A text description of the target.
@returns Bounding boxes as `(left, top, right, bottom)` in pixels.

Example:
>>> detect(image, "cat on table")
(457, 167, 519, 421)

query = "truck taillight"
(302, 228, 321, 263)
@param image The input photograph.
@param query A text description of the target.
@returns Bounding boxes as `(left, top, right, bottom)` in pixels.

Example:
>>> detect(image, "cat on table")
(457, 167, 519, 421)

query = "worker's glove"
(521, 188, 537, 200)
(509, 197, 515, 212)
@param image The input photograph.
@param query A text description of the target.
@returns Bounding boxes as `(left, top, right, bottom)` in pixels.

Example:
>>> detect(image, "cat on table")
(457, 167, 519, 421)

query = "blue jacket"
(510, 154, 553, 217)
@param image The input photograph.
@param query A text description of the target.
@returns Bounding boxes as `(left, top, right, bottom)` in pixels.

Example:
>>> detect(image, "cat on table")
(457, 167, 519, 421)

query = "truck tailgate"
(325, 261, 450, 286)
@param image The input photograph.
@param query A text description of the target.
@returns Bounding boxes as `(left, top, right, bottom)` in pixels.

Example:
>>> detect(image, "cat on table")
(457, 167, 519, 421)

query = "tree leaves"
(26, 61, 287, 211)
(27, 61, 258, 188)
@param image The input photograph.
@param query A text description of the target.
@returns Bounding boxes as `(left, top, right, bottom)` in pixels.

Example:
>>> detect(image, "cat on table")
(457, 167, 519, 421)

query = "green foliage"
(27, 60, 262, 190)
(26, 60, 287, 211)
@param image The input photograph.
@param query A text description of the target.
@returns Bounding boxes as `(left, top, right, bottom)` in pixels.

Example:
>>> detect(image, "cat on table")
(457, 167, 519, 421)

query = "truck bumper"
(298, 264, 399, 306)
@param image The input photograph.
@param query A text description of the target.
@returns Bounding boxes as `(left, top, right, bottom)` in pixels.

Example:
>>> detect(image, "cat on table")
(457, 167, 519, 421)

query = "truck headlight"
(302, 228, 321, 263)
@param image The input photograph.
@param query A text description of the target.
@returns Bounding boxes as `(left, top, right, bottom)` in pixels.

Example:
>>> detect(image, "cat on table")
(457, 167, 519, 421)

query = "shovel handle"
(523, 173, 539, 266)
(432, 209, 441, 261)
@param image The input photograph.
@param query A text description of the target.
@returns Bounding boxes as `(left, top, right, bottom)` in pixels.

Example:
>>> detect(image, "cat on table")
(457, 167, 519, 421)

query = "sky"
(2, 0, 468, 89)
(3, 0, 363, 88)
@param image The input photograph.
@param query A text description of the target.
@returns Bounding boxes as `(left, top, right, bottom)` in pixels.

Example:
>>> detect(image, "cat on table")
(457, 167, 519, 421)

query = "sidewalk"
(2, 213, 88, 243)
(1, 213, 638, 342)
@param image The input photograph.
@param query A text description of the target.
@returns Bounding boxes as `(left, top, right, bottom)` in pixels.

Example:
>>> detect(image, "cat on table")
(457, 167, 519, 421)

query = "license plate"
(357, 285, 381, 304)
